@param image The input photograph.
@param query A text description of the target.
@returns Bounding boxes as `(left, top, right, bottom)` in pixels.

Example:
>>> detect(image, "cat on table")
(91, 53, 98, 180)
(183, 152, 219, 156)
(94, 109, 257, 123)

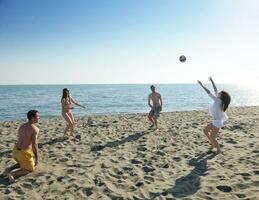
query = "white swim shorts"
(212, 119, 224, 128)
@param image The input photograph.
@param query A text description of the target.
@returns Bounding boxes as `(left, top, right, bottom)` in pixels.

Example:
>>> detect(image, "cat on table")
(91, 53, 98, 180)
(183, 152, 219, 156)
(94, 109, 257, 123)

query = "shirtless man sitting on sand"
(2, 110, 40, 183)
(148, 85, 163, 130)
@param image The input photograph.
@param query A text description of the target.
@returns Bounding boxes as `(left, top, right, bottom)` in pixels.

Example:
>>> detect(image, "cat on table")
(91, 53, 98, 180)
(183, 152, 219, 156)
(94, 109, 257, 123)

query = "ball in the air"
(179, 55, 186, 63)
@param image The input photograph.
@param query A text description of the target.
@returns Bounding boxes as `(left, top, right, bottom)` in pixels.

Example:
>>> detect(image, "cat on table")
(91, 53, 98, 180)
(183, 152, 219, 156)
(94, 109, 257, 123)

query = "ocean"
(0, 84, 259, 121)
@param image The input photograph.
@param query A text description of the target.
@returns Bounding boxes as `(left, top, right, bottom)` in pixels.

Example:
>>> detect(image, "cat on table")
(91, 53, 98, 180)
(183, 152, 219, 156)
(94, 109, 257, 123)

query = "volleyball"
(179, 55, 186, 63)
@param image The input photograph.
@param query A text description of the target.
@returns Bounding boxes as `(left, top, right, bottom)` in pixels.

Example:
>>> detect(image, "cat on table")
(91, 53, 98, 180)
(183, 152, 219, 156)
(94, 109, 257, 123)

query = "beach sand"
(0, 106, 259, 199)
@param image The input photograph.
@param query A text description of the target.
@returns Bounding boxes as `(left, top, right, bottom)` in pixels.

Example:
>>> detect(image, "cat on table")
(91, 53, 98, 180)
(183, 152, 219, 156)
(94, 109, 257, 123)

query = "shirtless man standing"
(2, 110, 40, 183)
(148, 85, 163, 130)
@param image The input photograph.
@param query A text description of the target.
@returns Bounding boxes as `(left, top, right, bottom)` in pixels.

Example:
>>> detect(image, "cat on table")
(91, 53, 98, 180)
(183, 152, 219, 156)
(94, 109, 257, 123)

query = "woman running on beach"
(197, 77, 231, 154)
(61, 88, 85, 136)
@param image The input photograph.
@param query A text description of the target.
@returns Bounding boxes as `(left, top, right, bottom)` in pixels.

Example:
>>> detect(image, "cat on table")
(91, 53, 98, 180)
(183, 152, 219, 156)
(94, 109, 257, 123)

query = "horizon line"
(0, 82, 240, 86)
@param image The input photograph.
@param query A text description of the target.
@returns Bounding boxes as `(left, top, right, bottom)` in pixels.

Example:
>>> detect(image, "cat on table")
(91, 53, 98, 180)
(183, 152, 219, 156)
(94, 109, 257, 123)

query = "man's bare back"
(16, 123, 39, 150)
(2, 110, 40, 183)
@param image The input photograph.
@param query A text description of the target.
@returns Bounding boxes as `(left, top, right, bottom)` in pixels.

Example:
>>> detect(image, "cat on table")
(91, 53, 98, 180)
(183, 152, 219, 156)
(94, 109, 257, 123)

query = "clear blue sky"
(0, 0, 258, 85)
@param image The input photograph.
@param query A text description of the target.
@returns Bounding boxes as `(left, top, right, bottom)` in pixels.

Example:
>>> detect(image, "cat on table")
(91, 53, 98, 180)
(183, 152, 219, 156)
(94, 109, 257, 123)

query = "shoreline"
(0, 105, 259, 199)
(1, 105, 258, 123)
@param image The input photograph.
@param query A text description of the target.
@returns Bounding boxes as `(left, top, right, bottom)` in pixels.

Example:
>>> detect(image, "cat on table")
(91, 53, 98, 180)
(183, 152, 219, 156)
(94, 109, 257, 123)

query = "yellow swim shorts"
(13, 146, 35, 172)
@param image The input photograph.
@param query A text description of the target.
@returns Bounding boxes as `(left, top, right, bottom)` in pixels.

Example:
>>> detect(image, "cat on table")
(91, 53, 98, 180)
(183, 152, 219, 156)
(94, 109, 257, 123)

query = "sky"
(0, 0, 259, 85)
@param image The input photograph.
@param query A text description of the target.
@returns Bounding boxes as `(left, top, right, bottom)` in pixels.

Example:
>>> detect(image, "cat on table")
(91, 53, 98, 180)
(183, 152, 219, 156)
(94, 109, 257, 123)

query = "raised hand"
(209, 76, 217, 92)
(198, 80, 210, 94)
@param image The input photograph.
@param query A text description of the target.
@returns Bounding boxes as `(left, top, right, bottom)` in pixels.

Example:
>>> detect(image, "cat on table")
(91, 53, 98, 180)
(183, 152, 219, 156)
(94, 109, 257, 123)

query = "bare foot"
(63, 131, 69, 137)
(216, 149, 222, 154)
(207, 148, 213, 154)
(7, 173, 16, 184)
(211, 148, 217, 153)
(62, 132, 69, 139)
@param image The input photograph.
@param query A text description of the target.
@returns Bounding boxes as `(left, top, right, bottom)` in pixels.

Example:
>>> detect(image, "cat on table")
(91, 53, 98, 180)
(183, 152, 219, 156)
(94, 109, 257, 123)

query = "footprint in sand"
(22, 182, 33, 189)
(137, 152, 146, 158)
(252, 150, 259, 154)
(193, 141, 200, 145)
(216, 185, 232, 192)
(236, 193, 246, 198)
(48, 180, 55, 185)
(45, 175, 52, 180)
(137, 145, 147, 152)
(91, 144, 105, 151)
(216, 175, 226, 180)
(65, 153, 73, 158)
(248, 143, 254, 148)
(157, 145, 166, 150)
(108, 194, 124, 200)
(74, 134, 81, 140)
(56, 144, 65, 149)
(171, 143, 177, 147)
(59, 157, 69, 162)
(135, 181, 144, 187)
(226, 139, 237, 144)
(66, 168, 74, 174)
(57, 176, 65, 182)
(161, 163, 169, 168)
(155, 150, 166, 156)
(144, 175, 154, 182)
(192, 122, 199, 128)
(129, 185, 137, 191)
(93, 176, 104, 187)
(237, 172, 252, 181)
(67, 183, 81, 192)
(13, 186, 26, 195)
(122, 166, 133, 171)
(83, 187, 93, 196)
(172, 157, 181, 162)
(4, 188, 11, 195)
(183, 154, 190, 159)
(131, 158, 143, 165)
(150, 156, 159, 161)
(142, 165, 155, 173)
(101, 162, 109, 169)
(27, 178, 37, 184)
(116, 178, 124, 184)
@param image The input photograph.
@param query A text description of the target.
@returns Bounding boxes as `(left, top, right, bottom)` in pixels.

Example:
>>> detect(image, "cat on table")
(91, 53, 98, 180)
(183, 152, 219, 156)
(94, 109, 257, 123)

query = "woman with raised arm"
(61, 88, 85, 136)
(197, 77, 231, 154)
